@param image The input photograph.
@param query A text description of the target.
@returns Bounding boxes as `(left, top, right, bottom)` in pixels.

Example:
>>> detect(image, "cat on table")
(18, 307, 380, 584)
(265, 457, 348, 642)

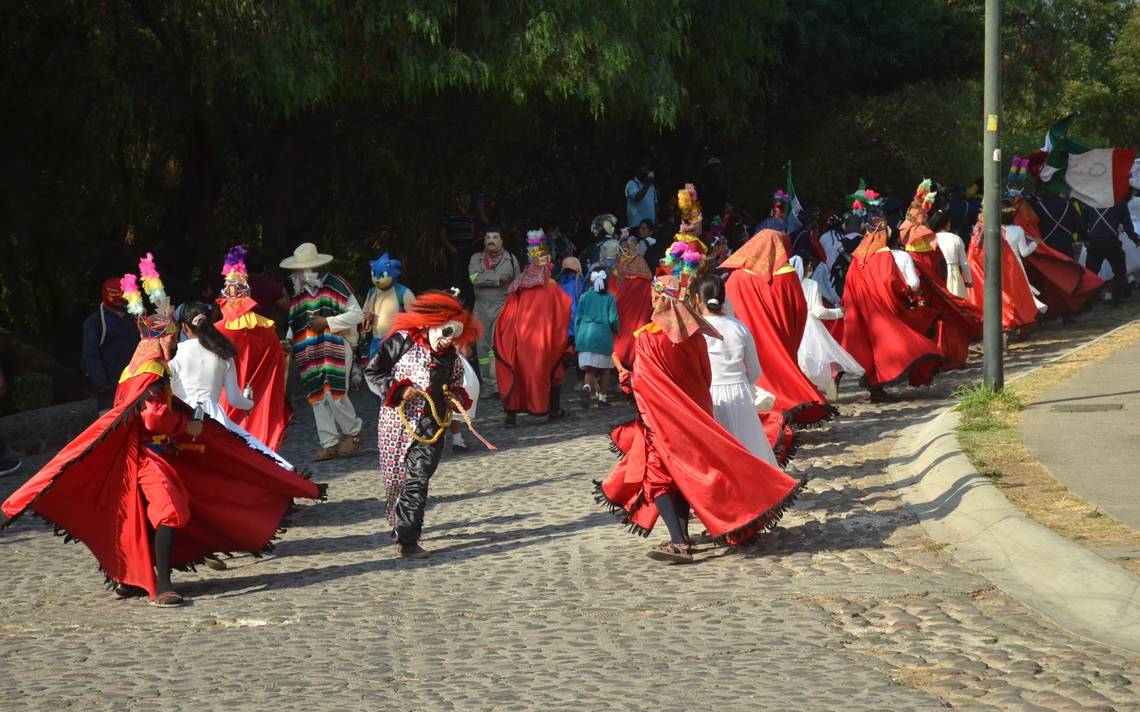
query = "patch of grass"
(953, 318, 1140, 567)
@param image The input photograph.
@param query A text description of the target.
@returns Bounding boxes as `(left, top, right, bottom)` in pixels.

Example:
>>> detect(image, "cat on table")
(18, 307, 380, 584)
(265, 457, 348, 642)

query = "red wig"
(387, 291, 482, 348)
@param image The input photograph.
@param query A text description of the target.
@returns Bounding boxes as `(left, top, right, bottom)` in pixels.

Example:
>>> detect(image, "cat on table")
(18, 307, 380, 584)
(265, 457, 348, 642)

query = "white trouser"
(311, 392, 362, 448)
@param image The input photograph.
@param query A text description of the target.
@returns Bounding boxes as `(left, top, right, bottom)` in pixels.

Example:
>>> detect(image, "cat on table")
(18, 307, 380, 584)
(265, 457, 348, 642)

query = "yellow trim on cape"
(633, 322, 662, 337)
(223, 312, 275, 330)
(119, 360, 166, 383)
(774, 265, 797, 275)
(904, 241, 935, 253)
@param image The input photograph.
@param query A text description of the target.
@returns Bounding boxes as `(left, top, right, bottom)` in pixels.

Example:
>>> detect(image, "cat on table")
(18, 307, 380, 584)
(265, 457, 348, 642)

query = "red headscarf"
(387, 291, 482, 348)
(718, 229, 791, 281)
(649, 276, 720, 344)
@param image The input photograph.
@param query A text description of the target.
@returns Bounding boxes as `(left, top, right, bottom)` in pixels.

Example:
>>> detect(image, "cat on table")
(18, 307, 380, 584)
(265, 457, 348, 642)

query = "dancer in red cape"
(594, 275, 804, 563)
(840, 218, 944, 396)
(721, 228, 837, 426)
(216, 246, 291, 450)
(965, 209, 1041, 333)
(1, 275, 323, 606)
(1013, 196, 1104, 317)
(611, 231, 654, 368)
(494, 229, 571, 424)
(899, 179, 982, 370)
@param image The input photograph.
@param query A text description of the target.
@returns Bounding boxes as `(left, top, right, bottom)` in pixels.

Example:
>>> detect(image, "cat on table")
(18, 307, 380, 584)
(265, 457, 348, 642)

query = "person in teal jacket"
(574, 268, 620, 407)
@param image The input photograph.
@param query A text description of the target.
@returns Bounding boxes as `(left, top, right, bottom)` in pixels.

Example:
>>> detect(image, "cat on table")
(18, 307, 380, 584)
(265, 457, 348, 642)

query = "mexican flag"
(1038, 114, 1137, 209)
(785, 161, 803, 233)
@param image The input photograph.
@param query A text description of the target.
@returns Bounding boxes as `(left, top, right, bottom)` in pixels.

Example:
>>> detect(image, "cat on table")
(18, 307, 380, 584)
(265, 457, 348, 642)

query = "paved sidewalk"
(2, 315, 1139, 710)
(1022, 337, 1140, 531)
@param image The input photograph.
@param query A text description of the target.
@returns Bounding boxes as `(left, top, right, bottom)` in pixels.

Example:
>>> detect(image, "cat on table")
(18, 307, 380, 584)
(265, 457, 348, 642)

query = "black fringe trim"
(786, 400, 839, 431)
(591, 479, 651, 538)
(711, 476, 808, 547)
(858, 353, 944, 390)
(775, 432, 799, 468)
(0, 381, 162, 530)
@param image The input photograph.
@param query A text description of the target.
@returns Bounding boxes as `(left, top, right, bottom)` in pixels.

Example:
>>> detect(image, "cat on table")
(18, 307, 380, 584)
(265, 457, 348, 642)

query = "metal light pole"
(982, 0, 1004, 389)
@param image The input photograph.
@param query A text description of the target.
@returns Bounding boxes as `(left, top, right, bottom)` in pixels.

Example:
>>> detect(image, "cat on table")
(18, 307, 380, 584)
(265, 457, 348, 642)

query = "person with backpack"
(82, 277, 140, 413)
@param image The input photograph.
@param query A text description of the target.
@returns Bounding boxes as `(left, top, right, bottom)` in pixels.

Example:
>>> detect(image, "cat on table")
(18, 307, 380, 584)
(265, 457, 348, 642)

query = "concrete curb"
(889, 407, 1140, 655)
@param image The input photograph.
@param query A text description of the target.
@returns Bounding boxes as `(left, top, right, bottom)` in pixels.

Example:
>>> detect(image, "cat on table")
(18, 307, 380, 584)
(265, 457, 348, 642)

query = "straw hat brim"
(279, 253, 334, 270)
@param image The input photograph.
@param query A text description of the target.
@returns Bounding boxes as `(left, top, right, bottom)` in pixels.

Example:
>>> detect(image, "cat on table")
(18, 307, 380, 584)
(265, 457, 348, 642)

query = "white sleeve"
(223, 359, 254, 410)
(958, 240, 974, 282)
(806, 280, 843, 320)
(327, 293, 364, 333)
(893, 252, 920, 290)
(167, 359, 187, 402)
(740, 324, 763, 383)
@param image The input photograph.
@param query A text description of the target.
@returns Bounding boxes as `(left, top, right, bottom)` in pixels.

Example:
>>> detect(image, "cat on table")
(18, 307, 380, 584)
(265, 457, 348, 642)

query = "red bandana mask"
(102, 278, 126, 310)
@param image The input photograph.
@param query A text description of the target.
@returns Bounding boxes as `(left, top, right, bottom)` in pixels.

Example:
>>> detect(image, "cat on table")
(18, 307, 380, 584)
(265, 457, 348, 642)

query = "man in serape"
(216, 246, 291, 451)
(364, 291, 480, 559)
(281, 243, 365, 461)
(610, 228, 654, 369)
(594, 274, 804, 564)
(1, 265, 324, 607)
(721, 228, 837, 426)
(1012, 194, 1104, 318)
(494, 230, 571, 426)
(897, 179, 982, 371)
(840, 216, 945, 400)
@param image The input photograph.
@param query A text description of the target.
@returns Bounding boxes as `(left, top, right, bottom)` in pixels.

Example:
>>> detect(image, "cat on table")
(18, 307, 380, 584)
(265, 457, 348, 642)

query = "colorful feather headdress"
(677, 183, 703, 237)
(526, 229, 551, 262)
(1006, 156, 1030, 197)
(847, 180, 883, 220)
(906, 178, 937, 222)
(772, 189, 789, 219)
(220, 245, 251, 298)
(121, 252, 174, 338)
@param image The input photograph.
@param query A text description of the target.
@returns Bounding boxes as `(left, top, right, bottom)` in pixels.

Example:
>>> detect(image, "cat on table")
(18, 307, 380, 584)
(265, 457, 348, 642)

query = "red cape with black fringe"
(1013, 208, 1105, 316)
(908, 249, 983, 371)
(840, 249, 944, 388)
(965, 231, 1040, 332)
(217, 317, 292, 451)
(1, 371, 323, 597)
(595, 326, 803, 545)
(494, 275, 571, 415)
(611, 274, 653, 369)
(723, 269, 837, 426)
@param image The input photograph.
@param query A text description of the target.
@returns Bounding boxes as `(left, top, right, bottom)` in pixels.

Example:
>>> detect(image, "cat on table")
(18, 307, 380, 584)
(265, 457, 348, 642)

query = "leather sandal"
(149, 590, 184, 607)
(646, 542, 694, 564)
(337, 434, 363, 458)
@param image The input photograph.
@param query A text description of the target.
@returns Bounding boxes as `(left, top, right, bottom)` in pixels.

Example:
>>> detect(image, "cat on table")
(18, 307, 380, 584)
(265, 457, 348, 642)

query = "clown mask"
(428, 320, 464, 352)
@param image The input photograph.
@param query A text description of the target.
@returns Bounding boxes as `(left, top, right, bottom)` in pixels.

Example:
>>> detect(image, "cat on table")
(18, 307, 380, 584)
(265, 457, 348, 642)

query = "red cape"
(1, 371, 323, 597)
(761, 410, 797, 467)
(494, 280, 571, 415)
(1013, 210, 1105, 316)
(724, 269, 836, 426)
(909, 250, 983, 370)
(596, 327, 803, 544)
(965, 233, 1039, 332)
(217, 319, 292, 450)
(611, 274, 653, 368)
(840, 250, 944, 388)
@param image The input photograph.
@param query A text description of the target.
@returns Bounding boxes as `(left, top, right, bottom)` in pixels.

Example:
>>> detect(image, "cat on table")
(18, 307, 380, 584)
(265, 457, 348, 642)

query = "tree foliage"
(0, 0, 1135, 376)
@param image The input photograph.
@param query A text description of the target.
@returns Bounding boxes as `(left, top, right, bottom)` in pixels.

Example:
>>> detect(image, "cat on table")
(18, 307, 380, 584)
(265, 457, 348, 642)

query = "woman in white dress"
(789, 256, 864, 393)
(169, 302, 293, 469)
(693, 275, 779, 467)
(929, 210, 972, 298)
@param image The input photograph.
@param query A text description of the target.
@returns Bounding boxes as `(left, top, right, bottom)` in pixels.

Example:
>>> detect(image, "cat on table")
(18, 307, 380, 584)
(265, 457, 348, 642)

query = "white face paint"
(428, 320, 464, 351)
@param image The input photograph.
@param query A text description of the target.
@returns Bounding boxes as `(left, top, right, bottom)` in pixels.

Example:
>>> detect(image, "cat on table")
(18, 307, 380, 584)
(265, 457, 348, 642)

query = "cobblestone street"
(2, 321, 1138, 711)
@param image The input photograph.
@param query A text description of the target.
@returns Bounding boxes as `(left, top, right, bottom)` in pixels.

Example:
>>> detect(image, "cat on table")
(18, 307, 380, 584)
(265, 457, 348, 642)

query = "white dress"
(168, 339, 293, 469)
(1003, 226, 1048, 313)
(702, 314, 779, 467)
(789, 257, 865, 392)
(936, 231, 972, 299)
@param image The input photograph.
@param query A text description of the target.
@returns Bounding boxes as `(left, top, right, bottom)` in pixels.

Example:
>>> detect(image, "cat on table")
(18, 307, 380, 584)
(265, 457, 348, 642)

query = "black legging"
(653, 491, 691, 545)
(393, 414, 446, 546)
(154, 525, 176, 593)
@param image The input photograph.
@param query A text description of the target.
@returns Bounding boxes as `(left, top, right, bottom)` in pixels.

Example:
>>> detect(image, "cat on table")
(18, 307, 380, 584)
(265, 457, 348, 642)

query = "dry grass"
(956, 314, 1140, 576)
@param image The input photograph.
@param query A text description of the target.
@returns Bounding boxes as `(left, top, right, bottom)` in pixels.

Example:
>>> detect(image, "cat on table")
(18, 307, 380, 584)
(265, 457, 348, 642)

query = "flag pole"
(982, 0, 1004, 389)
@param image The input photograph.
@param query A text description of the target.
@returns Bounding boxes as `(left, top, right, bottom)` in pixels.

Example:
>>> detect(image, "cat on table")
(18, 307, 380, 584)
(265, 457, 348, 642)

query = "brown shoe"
(646, 541, 694, 564)
(312, 446, 339, 462)
(337, 434, 363, 458)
